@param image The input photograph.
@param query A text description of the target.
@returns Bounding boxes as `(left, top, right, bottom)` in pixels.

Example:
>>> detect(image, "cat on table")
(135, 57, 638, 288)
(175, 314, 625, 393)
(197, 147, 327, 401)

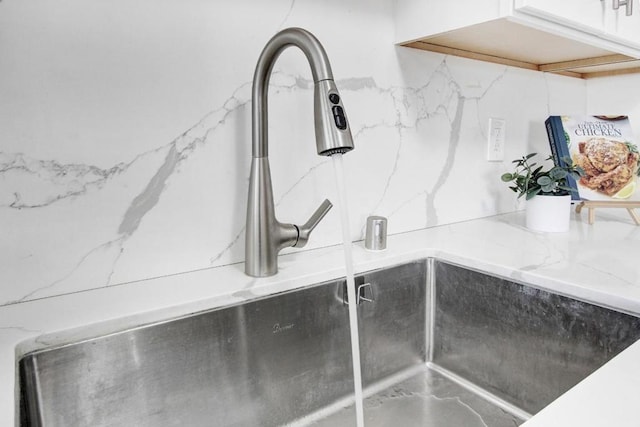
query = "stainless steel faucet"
(245, 28, 354, 277)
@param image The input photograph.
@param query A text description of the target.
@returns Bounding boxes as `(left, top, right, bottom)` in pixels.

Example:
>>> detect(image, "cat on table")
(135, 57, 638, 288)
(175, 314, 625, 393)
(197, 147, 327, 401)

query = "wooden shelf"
(401, 19, 640, 79)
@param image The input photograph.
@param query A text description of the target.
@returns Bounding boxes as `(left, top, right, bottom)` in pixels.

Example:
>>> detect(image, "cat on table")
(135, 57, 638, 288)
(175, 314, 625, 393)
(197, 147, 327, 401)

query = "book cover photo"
(545, 115, 640, 202)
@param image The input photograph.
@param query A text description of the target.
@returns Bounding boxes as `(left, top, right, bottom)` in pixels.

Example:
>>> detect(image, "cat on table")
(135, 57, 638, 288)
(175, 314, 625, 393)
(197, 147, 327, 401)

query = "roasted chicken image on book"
(574, 138, 639, 196)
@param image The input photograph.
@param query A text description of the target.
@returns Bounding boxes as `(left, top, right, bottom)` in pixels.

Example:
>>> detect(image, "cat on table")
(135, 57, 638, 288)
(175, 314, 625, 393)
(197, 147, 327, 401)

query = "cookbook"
(545, 115, 640, 201)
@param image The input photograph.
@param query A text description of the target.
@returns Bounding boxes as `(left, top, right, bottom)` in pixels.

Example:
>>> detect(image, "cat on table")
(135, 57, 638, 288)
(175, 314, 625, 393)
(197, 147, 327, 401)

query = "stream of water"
(331, 153, 365, 427)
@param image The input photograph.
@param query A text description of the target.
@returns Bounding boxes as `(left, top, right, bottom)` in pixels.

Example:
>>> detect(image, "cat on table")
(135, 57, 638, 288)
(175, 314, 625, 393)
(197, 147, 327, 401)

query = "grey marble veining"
(118, 145, 180, 237)
(0, 152, 130, 209)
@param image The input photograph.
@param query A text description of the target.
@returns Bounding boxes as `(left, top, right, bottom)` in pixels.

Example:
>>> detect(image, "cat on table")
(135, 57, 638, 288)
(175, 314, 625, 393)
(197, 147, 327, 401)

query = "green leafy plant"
(501, 153, 585, 200)
(624, 142, 640, 177)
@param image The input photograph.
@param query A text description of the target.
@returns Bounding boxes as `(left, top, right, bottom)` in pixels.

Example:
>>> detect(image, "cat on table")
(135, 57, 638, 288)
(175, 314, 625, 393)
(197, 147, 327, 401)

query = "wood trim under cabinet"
(538, 54, 635, 72)
(404, 41, 540, 71)
(402, 41, 640, 79)
(583, 66, 640, 79)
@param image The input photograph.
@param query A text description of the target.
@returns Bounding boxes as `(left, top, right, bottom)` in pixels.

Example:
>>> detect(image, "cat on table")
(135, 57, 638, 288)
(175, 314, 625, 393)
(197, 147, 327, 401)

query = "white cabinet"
(514, 0, 607, 35)
(516, 0, 640, 48)
(395, 0, 640, 78)
(604, 2, 640, 49)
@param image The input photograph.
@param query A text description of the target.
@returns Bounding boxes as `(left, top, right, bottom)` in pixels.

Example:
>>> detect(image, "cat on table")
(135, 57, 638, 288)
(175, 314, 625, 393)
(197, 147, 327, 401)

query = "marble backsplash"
(0, 0, 589, 306)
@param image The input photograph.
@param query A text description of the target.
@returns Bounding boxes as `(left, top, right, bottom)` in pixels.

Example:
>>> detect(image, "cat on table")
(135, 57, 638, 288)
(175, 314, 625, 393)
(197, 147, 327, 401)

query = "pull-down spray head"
(251, 27, 354, 159)
(314, 79, 354, 156)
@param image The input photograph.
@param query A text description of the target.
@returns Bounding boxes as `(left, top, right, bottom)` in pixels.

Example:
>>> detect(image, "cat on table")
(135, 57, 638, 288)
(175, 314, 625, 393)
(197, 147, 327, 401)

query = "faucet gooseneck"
(245, 28, 354, 277)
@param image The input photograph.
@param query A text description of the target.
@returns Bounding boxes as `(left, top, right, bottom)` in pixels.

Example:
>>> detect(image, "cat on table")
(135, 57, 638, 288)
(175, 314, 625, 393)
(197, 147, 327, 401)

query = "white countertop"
(2, 211, 640, 426)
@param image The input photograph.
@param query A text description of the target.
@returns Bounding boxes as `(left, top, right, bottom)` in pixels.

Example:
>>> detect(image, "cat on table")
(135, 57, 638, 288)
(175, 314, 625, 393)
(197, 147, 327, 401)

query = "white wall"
(0, 0, 587, 306)
(587, 74, 640, 133)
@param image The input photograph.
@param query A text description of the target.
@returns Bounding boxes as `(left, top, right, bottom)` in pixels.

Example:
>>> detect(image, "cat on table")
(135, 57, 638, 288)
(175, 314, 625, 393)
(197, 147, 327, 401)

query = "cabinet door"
(603, 1, 640, 48)
(514, 0, 606, 34)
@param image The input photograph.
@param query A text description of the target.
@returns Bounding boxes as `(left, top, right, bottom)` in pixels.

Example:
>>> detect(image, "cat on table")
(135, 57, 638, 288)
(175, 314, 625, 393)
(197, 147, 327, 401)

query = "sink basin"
(18, 259, 640, 426)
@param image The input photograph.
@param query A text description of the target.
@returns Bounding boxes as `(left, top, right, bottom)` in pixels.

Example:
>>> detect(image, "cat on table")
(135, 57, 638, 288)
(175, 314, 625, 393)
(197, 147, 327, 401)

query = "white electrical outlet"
(487, 118, 506, 161)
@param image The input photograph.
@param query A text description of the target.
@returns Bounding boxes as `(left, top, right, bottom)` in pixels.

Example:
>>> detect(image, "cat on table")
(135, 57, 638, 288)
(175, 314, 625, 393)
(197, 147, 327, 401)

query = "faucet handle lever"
(293, 199, 333, 248)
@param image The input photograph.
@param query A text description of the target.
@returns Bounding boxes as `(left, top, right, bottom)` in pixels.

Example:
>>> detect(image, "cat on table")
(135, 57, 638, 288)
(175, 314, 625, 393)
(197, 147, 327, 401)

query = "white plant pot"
(525, 194, 572, 232)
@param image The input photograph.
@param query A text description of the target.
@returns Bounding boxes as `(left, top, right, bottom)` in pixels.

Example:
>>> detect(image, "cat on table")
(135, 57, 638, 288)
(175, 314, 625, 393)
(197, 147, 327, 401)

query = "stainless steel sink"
(18, 259, 640, 426)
